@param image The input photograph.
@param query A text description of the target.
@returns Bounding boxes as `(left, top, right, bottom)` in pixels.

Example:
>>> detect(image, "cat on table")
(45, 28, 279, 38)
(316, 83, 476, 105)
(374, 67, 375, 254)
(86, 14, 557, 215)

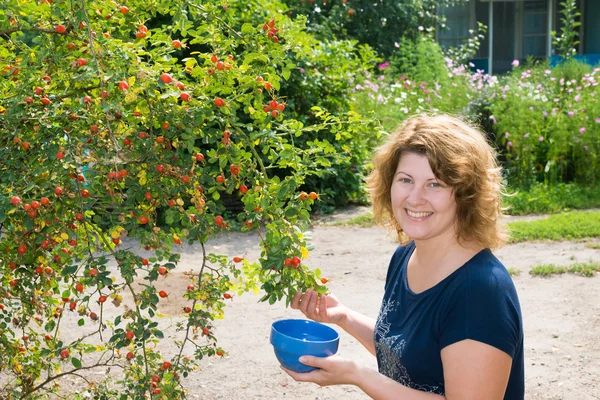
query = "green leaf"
(61, 265, 78, 276)
(153, 329, 164, 339)
(241, 23, 254, 34)
(71, 357, 82, 369)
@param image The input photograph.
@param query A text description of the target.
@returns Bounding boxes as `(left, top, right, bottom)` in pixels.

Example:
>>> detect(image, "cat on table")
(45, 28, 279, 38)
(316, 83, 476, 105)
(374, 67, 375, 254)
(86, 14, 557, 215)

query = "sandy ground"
(10, 207, 600, 399)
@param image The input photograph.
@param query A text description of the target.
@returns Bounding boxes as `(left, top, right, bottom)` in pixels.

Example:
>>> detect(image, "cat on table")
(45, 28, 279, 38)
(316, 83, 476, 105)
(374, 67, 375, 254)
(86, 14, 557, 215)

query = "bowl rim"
(271, 318, 339, 345)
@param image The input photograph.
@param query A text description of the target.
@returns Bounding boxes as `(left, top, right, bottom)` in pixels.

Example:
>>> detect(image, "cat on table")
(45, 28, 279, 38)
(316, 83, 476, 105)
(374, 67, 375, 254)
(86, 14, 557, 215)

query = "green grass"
(507, 210, 600, 243)
(529, 262, 600, 277)
(333, 212, 375, 228)
(506, 268, 521, 276)
(585, 243, 600, 250)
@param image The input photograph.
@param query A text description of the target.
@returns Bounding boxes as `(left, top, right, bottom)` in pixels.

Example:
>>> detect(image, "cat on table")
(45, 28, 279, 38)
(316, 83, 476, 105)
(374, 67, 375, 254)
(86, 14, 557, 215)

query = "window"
(522, 0, 548, 57)
(438, 3, 471, 50)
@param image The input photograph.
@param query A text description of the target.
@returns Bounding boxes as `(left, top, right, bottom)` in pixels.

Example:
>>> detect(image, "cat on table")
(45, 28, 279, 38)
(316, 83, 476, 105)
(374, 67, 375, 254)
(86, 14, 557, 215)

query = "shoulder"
(463, 249, 518, 299)
(439, 249, 523, 356)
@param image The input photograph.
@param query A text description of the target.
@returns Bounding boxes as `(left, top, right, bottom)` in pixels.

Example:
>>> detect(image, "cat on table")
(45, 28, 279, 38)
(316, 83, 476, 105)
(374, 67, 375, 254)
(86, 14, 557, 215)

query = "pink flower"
(505, 132, 510, 138)
(512, 60, 520, 67)
(568, 111, 574, 117)
(524, 133, 530, 139)
(580, 127, 586, 134)
(378, 61, 390, 70)
(584, 146, 589, 151)
(538, 136, 544, 142)
(507, 141, 513, 148)
(596, 118, 600, 123)
(575, 95, 580, 102)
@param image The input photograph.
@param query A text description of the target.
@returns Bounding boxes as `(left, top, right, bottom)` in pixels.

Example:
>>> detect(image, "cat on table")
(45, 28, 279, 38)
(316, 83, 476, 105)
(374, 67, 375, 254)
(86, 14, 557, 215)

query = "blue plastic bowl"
(270, 319, 339, 373)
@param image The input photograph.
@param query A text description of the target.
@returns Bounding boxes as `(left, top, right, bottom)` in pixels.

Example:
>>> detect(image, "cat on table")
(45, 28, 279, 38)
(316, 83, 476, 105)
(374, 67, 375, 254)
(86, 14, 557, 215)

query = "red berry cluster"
(135, 24, 148, 39)
(263, 99, 285, 118)
(262, 19, 279, 43)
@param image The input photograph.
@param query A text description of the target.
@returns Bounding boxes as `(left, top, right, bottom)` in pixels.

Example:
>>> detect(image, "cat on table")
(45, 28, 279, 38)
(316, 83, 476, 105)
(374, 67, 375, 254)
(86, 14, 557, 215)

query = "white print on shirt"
(375, 297, 444, 395)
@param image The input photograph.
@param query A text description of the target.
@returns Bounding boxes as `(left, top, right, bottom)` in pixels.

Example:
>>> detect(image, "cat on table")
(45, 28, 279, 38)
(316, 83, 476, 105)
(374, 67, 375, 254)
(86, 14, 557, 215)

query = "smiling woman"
(283, 114, 524, 400)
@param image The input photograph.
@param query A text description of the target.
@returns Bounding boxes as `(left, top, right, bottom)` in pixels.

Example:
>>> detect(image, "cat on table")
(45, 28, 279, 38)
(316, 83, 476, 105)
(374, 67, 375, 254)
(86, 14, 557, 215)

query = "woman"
(283, 114, 524, 399)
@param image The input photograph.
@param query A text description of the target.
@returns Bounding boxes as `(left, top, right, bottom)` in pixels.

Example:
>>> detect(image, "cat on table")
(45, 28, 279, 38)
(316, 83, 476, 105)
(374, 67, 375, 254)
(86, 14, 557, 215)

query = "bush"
(0, 0, 376, 397)
(489, 59, 599, 188)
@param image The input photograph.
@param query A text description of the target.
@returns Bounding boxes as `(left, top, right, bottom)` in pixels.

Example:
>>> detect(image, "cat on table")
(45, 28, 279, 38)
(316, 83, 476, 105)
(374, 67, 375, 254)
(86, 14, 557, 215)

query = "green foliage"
(391, 34, 449, 84)
(507, 211, 600, 243)
(551, 0, 581, 61)
(279, 39, 384, 211)
(283, 0, 469, 58)
(503, 183, 600, 215)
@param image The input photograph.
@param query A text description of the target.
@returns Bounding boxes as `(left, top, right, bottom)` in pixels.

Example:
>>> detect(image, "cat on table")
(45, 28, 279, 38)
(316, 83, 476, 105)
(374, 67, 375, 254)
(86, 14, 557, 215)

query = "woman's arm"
(359, 340, 512, 399)
(337, 308, 377, 356)
(284, 339, 512, 400)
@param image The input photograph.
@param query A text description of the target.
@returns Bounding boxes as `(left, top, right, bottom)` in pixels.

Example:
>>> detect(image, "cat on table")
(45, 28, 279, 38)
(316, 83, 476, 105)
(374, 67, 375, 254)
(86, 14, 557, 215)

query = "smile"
(405, 209, 434, 219)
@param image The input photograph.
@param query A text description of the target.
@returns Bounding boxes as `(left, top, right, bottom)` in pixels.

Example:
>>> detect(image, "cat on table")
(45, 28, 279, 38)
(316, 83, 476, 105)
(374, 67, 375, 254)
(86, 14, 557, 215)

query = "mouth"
(405, 209, 434, 220)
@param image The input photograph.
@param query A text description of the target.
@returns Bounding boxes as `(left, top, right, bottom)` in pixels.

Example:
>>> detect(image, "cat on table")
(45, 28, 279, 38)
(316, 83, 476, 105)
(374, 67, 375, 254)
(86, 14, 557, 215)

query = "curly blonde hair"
(367, 113, 507, 249)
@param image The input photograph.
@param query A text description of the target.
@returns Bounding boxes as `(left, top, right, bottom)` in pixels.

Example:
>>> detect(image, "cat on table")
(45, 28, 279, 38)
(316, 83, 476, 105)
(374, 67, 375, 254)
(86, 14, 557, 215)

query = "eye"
(429, 182, 442, 188)
(398, 177, 412, 184)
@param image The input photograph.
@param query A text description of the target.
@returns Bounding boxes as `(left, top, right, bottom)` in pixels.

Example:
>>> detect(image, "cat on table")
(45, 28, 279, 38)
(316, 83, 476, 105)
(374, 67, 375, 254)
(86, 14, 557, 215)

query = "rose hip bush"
(0, 0, 377, 398)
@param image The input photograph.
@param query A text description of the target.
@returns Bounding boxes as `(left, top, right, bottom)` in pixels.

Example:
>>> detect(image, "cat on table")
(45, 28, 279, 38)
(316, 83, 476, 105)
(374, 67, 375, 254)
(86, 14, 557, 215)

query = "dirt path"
(37, 208, 600, 399)
(173, 209, 600, 400)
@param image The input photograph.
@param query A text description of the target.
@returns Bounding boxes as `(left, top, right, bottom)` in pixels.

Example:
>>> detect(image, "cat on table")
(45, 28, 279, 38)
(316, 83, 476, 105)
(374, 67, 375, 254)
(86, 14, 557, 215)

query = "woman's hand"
(281, 355, 360, 387)
(291, 289, 348, 326)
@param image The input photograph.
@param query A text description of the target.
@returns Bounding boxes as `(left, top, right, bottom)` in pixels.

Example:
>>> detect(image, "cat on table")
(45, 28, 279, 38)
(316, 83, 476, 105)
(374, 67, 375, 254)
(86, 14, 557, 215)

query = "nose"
(407, 185, 426, 206)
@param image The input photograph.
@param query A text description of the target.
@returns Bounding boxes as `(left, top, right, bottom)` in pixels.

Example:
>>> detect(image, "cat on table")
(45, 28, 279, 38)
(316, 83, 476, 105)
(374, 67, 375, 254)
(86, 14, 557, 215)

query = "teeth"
(406, 210, 433, 219)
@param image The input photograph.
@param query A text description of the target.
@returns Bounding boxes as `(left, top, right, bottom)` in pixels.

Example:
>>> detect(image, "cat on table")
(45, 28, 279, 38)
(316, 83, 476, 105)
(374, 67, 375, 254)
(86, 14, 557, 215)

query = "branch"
(187, 2, 245, 42)
(0, 27, 73, 38)
(22, 358, 120, 399)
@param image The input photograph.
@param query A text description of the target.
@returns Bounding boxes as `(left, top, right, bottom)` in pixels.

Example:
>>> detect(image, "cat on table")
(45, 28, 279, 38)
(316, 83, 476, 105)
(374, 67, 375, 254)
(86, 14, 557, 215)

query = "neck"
(412, 236, 458, 271)
(411, 227, 481, 272)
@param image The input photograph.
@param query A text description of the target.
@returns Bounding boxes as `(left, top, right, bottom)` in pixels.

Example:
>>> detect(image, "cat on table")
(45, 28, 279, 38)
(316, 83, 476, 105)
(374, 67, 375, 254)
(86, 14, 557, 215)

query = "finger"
(307, 290, 319, 316)
(318, 294, 328, 318)
(291, 290, 303, 310)
(299, 355, 320, 368)
(299, 290, 313, 314)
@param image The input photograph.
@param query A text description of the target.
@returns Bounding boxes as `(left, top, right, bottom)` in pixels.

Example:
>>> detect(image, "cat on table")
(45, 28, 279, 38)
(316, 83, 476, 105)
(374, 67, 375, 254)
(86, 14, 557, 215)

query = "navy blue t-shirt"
(374, 241, 524, 399)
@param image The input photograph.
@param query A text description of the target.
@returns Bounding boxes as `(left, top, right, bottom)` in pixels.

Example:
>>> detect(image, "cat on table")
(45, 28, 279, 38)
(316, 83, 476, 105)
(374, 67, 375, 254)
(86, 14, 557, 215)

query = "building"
(437, 0, 600, 74)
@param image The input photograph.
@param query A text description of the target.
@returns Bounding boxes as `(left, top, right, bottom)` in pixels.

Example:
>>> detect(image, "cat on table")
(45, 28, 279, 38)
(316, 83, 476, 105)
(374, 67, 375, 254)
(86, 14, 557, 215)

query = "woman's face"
(390, 152, 458, 243)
